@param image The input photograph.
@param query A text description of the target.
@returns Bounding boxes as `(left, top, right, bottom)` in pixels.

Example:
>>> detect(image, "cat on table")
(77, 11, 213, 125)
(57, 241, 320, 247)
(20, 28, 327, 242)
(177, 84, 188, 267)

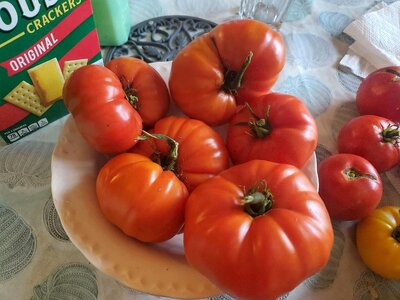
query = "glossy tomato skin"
(96, 153, 188, 243)
(356, 206, 400, 279)
(227, 93, 317, 168)
(63, 65, 143, 154)
(318, 154, 382, 221)
(131, 116, 229, 191)
(356, 67, 400, 122)
(184, 160, 333, 300)
(106, 57, 170, 128)
(169, 19, 285, 126)
(337, 115, 400, 173)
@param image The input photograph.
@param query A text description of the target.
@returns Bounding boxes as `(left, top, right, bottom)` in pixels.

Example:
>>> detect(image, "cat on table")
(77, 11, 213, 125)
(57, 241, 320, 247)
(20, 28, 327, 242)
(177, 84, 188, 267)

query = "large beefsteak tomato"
(63, 65, 142, 154)
(130, 116, 229, 191)
(169, 19, 285, 126)
(96, 153, 188, 243)
(227, 93, 317, 168)
(184, 160, 333, 300)
(106, 57, 170, 128)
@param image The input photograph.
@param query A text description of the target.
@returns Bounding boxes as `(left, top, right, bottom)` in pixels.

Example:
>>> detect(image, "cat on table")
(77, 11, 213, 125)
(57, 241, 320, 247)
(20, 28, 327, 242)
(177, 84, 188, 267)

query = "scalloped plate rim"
(50, 62, 319, 299)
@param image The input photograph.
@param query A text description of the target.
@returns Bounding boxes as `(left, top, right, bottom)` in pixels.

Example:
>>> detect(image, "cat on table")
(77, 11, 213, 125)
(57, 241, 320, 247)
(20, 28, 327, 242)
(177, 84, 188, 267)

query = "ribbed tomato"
(169, 19, 285, 126)
(63, 65, 142, 154)
(227, 93, 317, 168)
(96, 153, 188, 243)
(106, 57, 170, 128)
(184, 160, 333, 300)
(130, 116, 229, 191)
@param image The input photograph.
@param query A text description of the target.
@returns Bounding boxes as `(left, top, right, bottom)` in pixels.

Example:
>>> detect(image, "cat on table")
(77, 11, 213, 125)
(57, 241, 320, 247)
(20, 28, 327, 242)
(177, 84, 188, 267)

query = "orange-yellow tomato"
(356, 206, 400, 279)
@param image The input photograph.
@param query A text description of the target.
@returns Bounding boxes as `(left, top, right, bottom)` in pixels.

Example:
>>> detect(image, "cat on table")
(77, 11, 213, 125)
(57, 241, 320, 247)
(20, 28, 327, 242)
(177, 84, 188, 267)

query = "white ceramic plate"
(51, 62, 318, 299)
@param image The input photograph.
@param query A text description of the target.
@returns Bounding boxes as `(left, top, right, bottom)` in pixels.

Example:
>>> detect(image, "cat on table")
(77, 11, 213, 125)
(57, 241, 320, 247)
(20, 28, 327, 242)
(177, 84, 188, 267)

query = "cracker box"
(0, 0, 102, 143)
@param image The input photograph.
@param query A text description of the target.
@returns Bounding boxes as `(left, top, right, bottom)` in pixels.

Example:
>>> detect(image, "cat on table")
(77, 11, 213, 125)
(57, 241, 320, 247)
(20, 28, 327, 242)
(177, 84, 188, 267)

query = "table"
(1, 0, 399, 299)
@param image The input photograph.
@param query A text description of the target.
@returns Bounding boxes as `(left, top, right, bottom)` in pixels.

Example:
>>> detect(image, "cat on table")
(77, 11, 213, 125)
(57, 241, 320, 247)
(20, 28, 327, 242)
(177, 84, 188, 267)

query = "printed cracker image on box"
(0, 0, 102, 143)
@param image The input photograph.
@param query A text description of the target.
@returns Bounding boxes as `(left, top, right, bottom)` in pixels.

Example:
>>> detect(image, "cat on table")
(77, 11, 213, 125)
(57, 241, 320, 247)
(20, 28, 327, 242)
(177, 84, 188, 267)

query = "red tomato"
(96, 153, 188, 243)
(318, 153, 383, 221)
(106, 57, 170, 128)
(63, 65, 142, 154)
(337, 115, 400, 173)
(131, 116, 229, 191)
(184, 160, 333, 300)
(227, 93, 317, 168)
(169, 19, 285, 126)
(356, 67, 400, 122)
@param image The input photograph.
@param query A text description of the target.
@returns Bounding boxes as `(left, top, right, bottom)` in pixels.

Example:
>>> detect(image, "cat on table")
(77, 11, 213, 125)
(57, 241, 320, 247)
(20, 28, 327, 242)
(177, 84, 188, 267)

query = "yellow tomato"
(356, 206, 400, 279)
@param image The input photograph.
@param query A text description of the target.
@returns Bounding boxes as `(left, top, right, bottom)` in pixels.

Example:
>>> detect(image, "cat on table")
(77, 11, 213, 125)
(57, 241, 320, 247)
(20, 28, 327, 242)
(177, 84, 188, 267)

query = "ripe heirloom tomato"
(131, 116, 229, 191)
(337, 115, 400, 173)
(356, 206, 400, 279)
(318, 154, 382, 221)
(184, 160, 333, 300)
(106, 57, 170, 128)
(63, 65, 142, 154)
(169, 19, 285, 126)
(227, 93, 317, 168)
(356, 67, 400, 122)
(96, 153, 188, 243)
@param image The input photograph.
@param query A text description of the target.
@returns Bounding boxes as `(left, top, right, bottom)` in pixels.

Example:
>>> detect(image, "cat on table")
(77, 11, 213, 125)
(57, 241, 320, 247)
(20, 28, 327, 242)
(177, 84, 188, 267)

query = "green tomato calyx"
(120, 75, 140, 110)
(242, 180, 273, 217)
(381, 123, 400, 145)
(222, 51, 253, 94)
(137, 131, 179, 172)
(236, 102, 272, 139)
(343, 168, 377, 181)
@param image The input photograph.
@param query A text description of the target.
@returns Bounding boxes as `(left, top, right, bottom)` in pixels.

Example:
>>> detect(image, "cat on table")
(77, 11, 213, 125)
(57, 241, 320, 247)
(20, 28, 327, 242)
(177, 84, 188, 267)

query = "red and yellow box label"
(0, 0, 102, 143)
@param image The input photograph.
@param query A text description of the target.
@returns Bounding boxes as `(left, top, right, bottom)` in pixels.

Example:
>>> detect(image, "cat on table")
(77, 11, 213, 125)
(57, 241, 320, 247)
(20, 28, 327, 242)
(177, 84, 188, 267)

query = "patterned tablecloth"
(1, 0, 399, 299)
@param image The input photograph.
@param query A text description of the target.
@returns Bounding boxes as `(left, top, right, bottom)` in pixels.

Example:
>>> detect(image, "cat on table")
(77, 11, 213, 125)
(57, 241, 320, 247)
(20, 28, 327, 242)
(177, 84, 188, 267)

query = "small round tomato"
(63, 65, 143, 154)
(96, 153, 188, 243)
(337, 115, 400, 173)
(184, 160, 333, 300)
(318, 153, 382, 221)
(356, 67, 400, 122)
(106, 57, 170, 128)
(131, 116, 229, 191)
(169, 19, 285, 126)
(227, 93, 317, 168)
(356, 206, 400, 279)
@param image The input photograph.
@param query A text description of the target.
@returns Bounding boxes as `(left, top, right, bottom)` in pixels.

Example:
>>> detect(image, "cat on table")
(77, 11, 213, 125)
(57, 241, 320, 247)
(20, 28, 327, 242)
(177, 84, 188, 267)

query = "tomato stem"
(120, 75, 140, 110)
(343, 168, 377, 180)
(385, 68, 400, 82)
(392, 226, 400, 243)
(381, 123, 400, 145)
(137, 131, 179, 172)
(222, 51, 253, 94)
(235, 102, 271, 139)
(242, 181, 273, 217)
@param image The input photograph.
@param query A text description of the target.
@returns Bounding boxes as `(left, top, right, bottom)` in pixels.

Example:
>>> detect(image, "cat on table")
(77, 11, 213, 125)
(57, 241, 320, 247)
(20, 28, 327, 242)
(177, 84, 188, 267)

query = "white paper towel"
(339, 1, 400, 78)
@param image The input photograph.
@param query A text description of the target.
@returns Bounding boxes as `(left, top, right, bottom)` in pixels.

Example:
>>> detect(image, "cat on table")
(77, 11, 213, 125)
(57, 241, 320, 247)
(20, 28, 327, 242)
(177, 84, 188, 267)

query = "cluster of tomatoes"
(317, 66, 400, 280)
(60, 19, 362, 300)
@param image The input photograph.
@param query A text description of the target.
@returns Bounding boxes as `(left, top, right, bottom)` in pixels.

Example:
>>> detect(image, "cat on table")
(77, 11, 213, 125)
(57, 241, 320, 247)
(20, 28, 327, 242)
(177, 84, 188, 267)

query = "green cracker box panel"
(0, 0, 102, 143)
